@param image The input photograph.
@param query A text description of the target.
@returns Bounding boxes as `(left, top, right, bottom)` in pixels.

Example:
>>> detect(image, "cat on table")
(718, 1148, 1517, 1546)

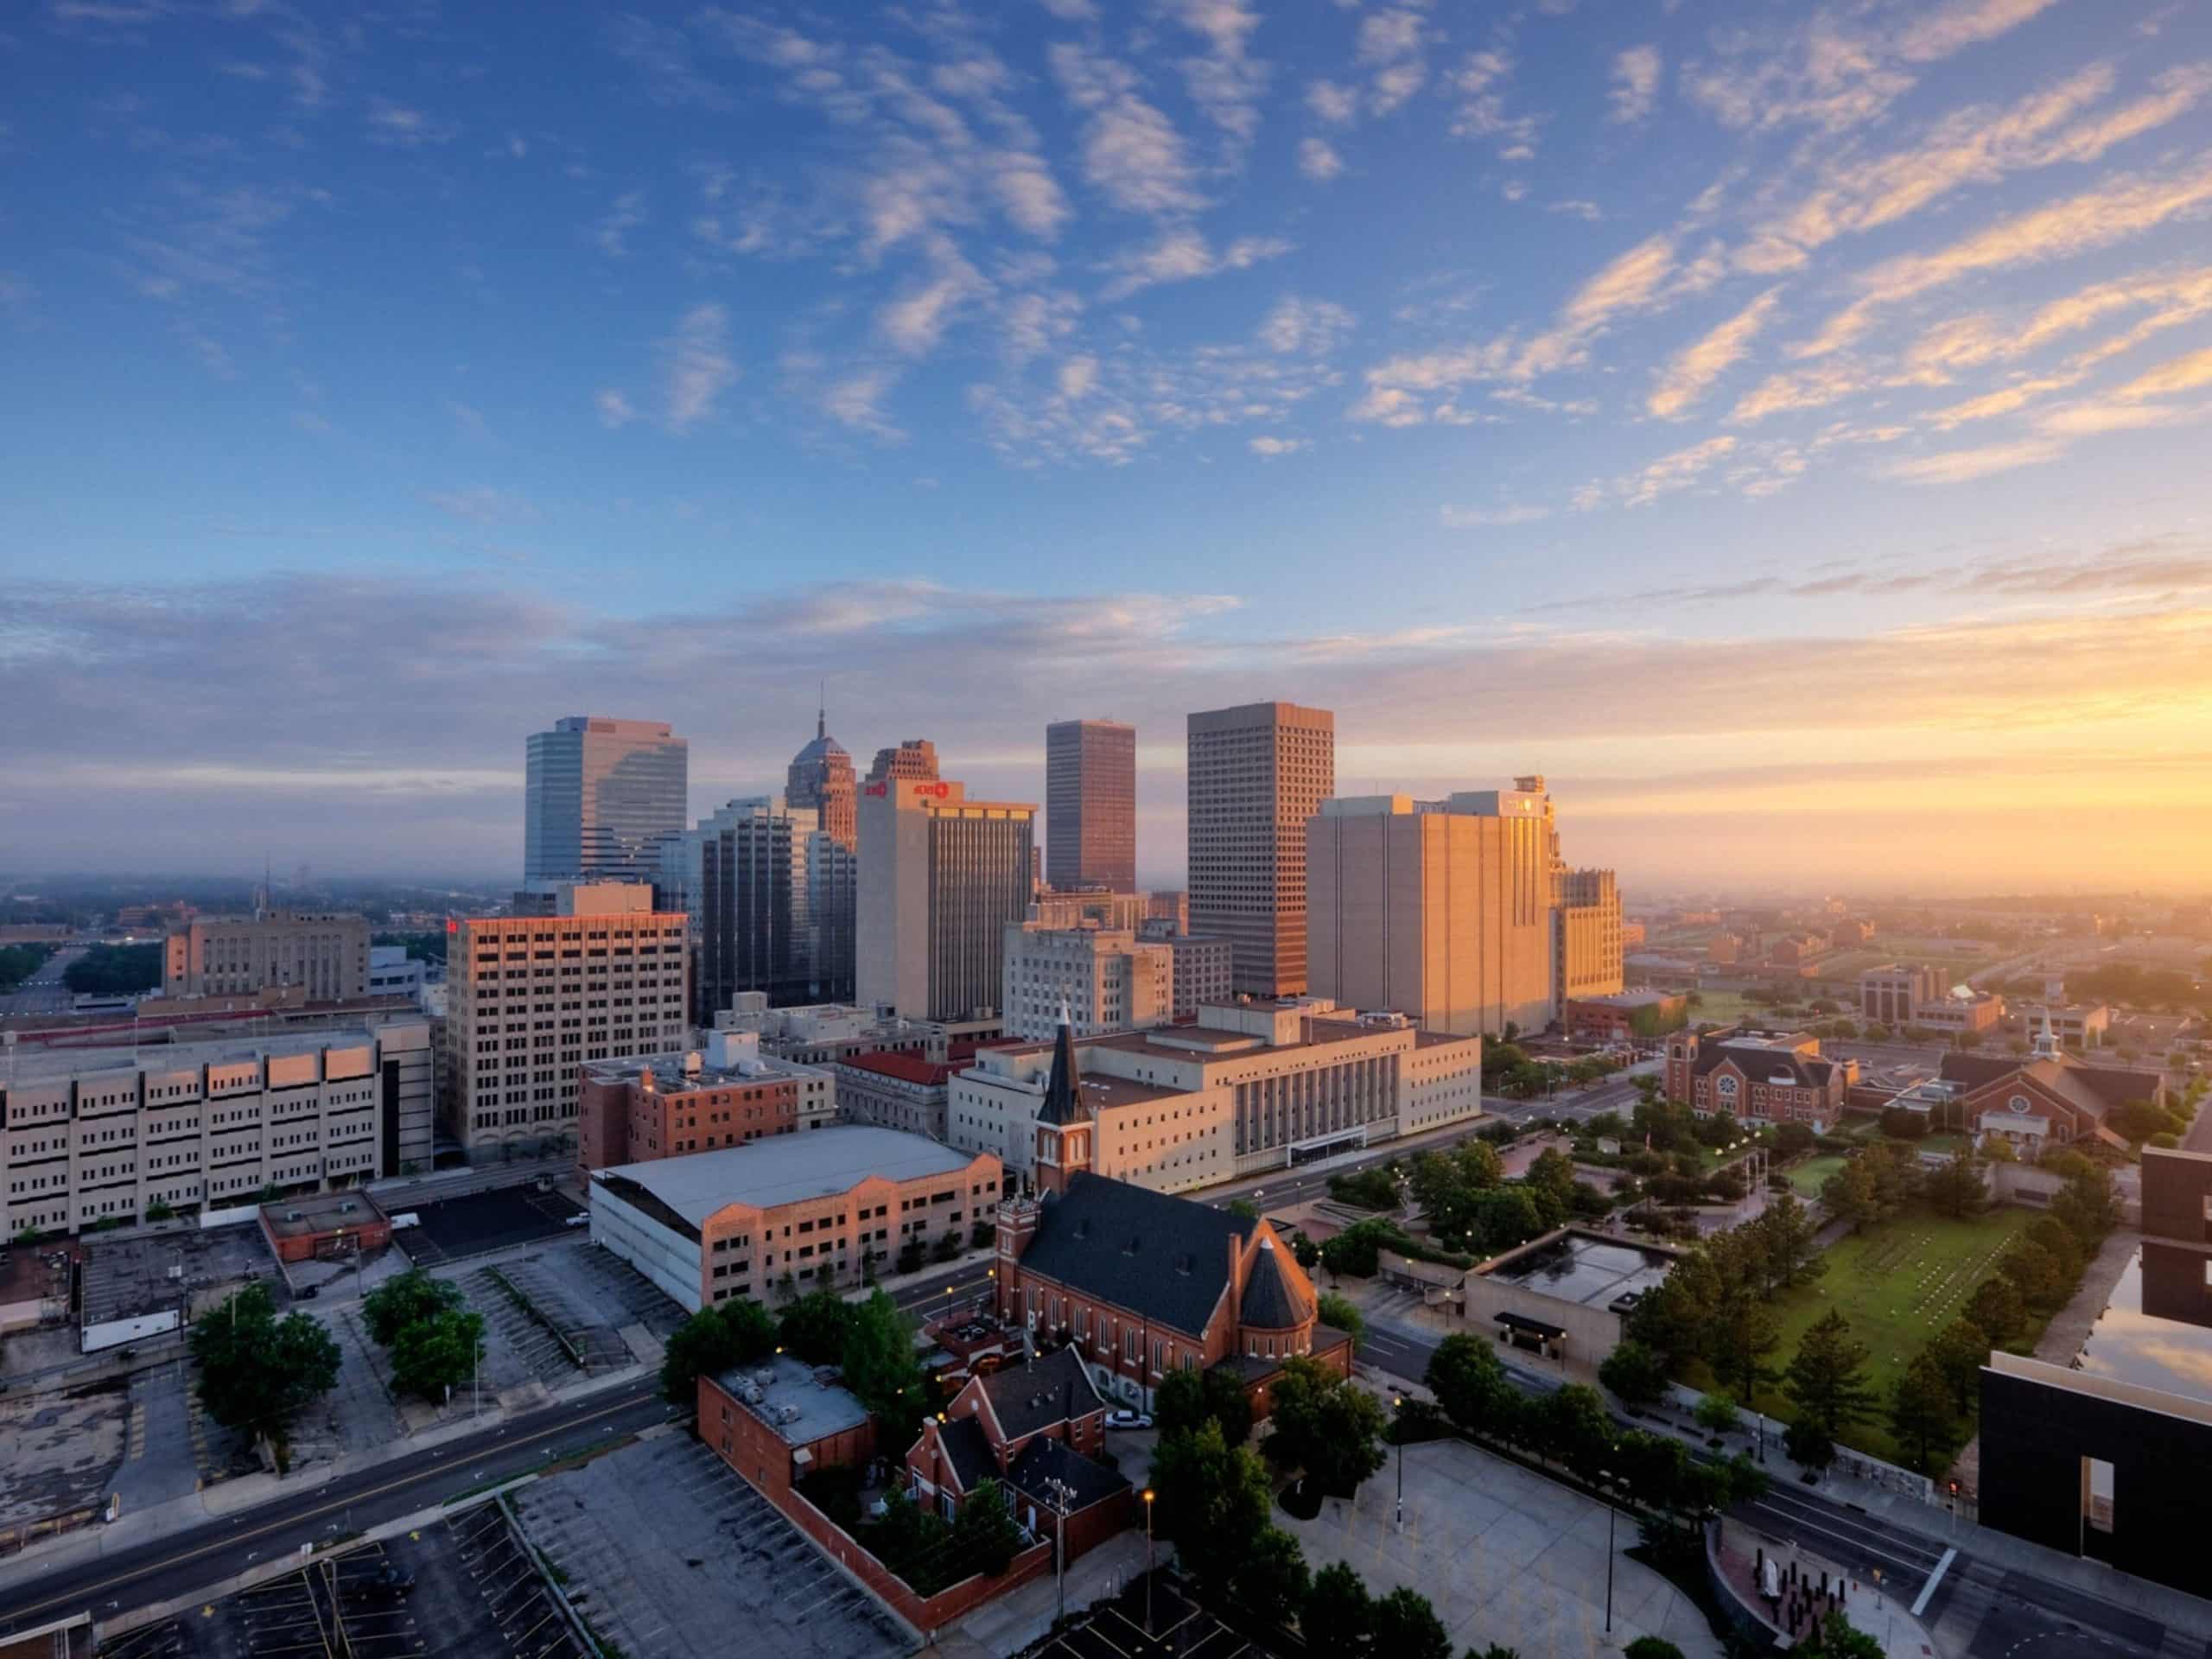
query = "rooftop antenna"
(817, 678, 827, 741)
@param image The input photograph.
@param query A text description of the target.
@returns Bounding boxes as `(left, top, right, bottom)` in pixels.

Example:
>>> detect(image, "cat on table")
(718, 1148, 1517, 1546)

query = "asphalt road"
(0, 1380, 675, 1639)
(0, 944, 85, 1016)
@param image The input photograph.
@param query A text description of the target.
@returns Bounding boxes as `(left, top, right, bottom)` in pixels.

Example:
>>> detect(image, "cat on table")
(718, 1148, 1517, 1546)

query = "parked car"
(1105, 1409, 1153, 1431)
(563, 1212, 590, 1228)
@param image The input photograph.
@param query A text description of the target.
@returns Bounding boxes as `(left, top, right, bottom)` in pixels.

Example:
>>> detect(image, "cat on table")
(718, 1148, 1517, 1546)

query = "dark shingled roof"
(1034, 1018, 1086, 1128)
(1693, 1038, 1835, 1090)
(1236, 1237, 1309, 1330)
(1007, 1435, 1130, 1516)
(935, 1415, 996, 1493)
(976, 1344, 1101, 1442)
(1940, 1050, 2161, 1114)
(1024, 1173, 1255, 1338)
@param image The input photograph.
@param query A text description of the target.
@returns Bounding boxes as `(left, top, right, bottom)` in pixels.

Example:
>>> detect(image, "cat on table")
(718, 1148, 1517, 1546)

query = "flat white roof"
(594, 1125, 979, 1224)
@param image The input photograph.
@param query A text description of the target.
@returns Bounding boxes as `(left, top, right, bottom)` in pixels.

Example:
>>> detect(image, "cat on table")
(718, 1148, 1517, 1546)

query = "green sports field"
(1745, 1207, 2037, 1462)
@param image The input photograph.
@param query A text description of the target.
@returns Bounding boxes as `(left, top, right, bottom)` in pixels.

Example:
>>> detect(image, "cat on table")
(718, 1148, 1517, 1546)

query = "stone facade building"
(1187, 701, 1335, 997)
(1666, 1027, 1855, 1127)
(163, 910, 371, 1001)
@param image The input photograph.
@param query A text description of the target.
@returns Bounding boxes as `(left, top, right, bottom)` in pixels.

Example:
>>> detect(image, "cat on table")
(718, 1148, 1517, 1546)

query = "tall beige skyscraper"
(856, 776, 1036, 1020)
(1306, 793, 1555, 1036)
(1186, 701, 1335, 997)
(1045, 718, 1136, 893)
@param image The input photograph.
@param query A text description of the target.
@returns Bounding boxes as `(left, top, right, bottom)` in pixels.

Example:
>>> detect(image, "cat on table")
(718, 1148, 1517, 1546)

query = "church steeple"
(1033, 1003, 1093, 1195)
(2032, 1005, 2062, 1061)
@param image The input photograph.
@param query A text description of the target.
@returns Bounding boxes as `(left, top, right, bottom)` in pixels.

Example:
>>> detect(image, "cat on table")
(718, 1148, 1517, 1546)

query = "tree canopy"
(190, 1281, 340, 1465)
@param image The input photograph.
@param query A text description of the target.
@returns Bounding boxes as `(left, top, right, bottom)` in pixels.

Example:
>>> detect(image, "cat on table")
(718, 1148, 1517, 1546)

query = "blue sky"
(3, 0, 2211, 891)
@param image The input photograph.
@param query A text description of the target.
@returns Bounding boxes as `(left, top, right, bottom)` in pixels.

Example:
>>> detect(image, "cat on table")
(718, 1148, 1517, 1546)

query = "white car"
(1104, 1408, 1154, 1431)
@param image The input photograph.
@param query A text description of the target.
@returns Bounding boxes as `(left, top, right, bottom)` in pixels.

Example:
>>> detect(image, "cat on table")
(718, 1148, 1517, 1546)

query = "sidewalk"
(1713, 1517, 1936, 1659)
(0, 1358, 649, 1597)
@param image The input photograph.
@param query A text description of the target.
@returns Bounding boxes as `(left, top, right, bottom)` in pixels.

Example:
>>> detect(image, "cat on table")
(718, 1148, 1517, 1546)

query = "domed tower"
(786, 695, 856, 850)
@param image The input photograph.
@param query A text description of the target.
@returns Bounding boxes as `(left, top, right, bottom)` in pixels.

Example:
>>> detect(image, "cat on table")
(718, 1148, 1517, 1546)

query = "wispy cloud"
(1648, 289, 1780, 419)
(1098, 229, 1292, 300)
(660, 302, 737, 431)
(1049, 42, 1205, 216)
(1298, 137, 1345, 181)
(1440, 503, 1551, 528)
(594, 190, 646, 257)
(1248, 435, 1308, 456)
(594, 389, 637, 429)
(1609, 46, 1662, 124)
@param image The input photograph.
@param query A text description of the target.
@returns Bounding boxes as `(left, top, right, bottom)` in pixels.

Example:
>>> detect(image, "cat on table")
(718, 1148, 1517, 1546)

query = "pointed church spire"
(2033, 1005, 2061, 1060)
(1036, 1001, 1087, 1127)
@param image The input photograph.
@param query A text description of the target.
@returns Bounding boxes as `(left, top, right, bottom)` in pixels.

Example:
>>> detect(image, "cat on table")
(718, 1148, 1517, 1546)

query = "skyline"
(4, 0, 2211, 890)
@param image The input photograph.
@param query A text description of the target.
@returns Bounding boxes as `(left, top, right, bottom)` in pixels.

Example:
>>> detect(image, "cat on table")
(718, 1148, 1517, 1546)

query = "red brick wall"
(698, 1374, 877, 1505)
(778, 1476, 1055, 1632)
(576, 1076, 629, 1179)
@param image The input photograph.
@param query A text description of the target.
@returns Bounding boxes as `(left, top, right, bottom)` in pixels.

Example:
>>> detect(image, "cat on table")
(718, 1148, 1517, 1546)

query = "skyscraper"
(866, 738, 939, 784)
(673, 797, 858, 1021)
(856, 776, 1035, 1020)
(1045, 718, 1136, 893)
(1186, 701, 1334, 997)
(785, 701, 857, 851)
(1306, 793, 1556, 1037)
(524, 716, 688, 884)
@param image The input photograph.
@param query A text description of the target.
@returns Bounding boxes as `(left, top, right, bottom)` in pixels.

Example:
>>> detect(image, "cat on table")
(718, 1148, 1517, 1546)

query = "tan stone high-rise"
(866, 739, 939, 785)
(163, 910, 371, 1000)
(856, 777, 1035, 1021)
(1306, 794, 1555, 1037)
(1187, 702, 1334, 997)
(446, 883, 690, 1157)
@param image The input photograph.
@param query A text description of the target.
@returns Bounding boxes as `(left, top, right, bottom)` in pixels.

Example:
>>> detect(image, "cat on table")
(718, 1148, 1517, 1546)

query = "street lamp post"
(1598, 1466, 1630, 1634)
(1392, 1395, 1405, 1531)
(1141, 1488, 1155, 1634)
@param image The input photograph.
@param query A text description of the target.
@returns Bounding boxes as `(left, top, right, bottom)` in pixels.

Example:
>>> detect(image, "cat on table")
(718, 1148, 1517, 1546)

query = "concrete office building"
(1029, 889, 1150, 931)
(1001, 924, 1172, 1042)
(715, 994, 1000, 1069)
(366, 945, 426, 1000)
(588, 1128, 1001, 1311)
(832, 1051, 958, 1141)
(163, 910, 372, 1001)
(668, 797, 856, 1020)
(1146, 891, 1189, 933)
(1159, 933, 1234, 1017)
(784, 703, 858, 852)
(866, 738, 939, 784)
(856, 776, 1035, 1022)
(446, 883, 690, 1158)
(524, 715, 689, 884)
(950, 997, 1482, 1182)
(1187, 702, 1335, 997)
(1306, 793, 1555, 1039)
(1557, 868, 1624, 1006)
(1045, 719, 1136, 893)
(576, 1028, 832, 1179)
(1, 1018, 432, 1236)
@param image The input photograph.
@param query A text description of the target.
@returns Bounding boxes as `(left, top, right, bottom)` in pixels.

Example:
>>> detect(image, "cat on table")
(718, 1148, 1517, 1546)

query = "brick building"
(1665, 1027, 1856, 1128)
(1565, 989, 1688, 1045)
(995, 1155, 1351, 1414)
(258, 1189, 392, 1264)
(575, 1028, 831, 1179)
(588, 1128, 1001, 1312)
(700, 1352, 876, 1514)
(905, 1344, 1134, 1558)
(1940, 1013, 2163, 1156)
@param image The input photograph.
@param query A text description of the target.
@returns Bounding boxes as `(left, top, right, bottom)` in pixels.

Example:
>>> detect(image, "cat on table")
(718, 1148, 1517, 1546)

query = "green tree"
(1265, 1356, 1387, 1497)
(1707, 1283, 1782, 1408)
(64, 942, 162, 995)
(1319, 1217, 1391, 1279)
(190, 1282, 339, 1468)
(1966, 1274, 2025, 1345)
(1524, 1147, 1579, 1226)
(661, 1299, 778, 1406)
(1599, 1338, 1671, 1409)
(1694, 1389, 1742, 1439)
(1370, 1586, 1453, 1659)
(1924, 1152, 1986, 1220)
(1925, 1319, 1990, 1417)
(778, 1287, 854, 1363)
(362, 1267, 464, 1346)
(1999, 1239, 2069, 1312)
(1316, 1291, 1365, 1344)
(1785, 1311, 1879, 1441)
(1888, 1355, 1963, 1478)
(1783, 1416, 1836, 1472)
(1820, 1158, 1880, 1234)
(1148, 1421, 1274, 1599)
(840, 1290, 929, 1433)
(1302, 1562, 1371, 1651)
(1227, 1198, 1260, 1221)
(1154, 1363, 1255, 1447)
(388, 1306, 486, 1402)
(1230, 1525, 1310, 1629)
(950, 1478, 1024, 1576)
(1751, 1192, 1823, 1290)
(1534, 1383, 1614, 1478)
(1426, 1334, 1513, 1437)
(1471, 1186, 1548, 1254)
(1803, 1610, 1887, 1659)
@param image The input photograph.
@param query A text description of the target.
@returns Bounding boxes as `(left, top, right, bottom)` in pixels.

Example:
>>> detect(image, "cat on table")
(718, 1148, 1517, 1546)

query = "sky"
(3, 0, 2211, 894)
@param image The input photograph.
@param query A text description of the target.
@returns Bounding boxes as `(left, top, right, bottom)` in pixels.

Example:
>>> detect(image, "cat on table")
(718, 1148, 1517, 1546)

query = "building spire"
(1035, 1001, 1086, 1127)
(817, 679, 827, 741)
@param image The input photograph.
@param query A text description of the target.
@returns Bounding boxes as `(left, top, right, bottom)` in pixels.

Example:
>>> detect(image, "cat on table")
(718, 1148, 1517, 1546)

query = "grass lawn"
(1741, 1207, 2037, 1463)
(1787, 1154, 1847, 1198)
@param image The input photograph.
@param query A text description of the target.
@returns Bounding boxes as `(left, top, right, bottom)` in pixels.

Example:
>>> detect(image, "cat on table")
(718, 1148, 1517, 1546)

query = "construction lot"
(393, 1185, 585, 1268)
(92, 1517, 592, 1659)
(511, 1432, 912, 1659)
